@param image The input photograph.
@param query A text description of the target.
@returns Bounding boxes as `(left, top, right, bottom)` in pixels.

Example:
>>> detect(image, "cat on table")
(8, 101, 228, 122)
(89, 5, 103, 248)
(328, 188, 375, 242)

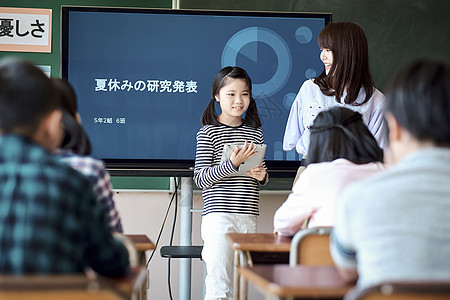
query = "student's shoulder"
(298, 160, 348, 183)
(47, 153, 94, 188)
(296, 79, 322, 99)
(197, 123, 226, 136)
(198, 123, 221, 131)
(241, 123, 262, 131)
(370, 88, 386, 104)
(300, 78, 317, 91)
(339, 168, 390, 205)
(58, 150, 106, 174)
(1, 136, 93, 195)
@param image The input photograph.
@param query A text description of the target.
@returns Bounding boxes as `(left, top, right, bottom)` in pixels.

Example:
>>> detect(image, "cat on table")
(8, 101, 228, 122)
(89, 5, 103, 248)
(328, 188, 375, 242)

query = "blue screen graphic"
(65, 9, 328, 164)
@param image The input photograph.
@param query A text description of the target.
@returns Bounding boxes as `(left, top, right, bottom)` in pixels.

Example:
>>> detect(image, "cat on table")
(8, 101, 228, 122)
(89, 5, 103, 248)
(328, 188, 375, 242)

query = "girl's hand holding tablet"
(230, 141, 257, 169)
(247, 164, 267, 182)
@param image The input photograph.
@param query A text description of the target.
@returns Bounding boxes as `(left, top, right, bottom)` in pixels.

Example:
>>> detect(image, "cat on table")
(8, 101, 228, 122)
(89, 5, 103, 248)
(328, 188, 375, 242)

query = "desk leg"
(238, 251, 252, 300)
(239, 271, 247, 300)
(137, 251, 147, 300)
(233, 250, 240, 300)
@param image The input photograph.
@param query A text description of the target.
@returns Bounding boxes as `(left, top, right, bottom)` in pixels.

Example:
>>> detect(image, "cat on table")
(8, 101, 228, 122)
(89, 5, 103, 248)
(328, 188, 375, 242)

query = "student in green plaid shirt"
(0, 57, 129, 276)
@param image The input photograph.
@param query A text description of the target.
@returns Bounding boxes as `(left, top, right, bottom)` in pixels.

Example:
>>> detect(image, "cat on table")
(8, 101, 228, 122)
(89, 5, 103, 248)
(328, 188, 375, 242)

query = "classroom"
(1, 0, 449, 300)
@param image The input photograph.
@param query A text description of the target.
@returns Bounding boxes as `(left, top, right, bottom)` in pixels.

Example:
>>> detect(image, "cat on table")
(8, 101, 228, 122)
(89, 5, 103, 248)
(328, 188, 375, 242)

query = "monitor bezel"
(61, 6, 331, 177)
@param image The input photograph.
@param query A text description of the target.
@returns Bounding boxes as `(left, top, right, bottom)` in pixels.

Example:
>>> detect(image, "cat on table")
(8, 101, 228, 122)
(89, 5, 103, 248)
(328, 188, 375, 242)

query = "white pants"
(201, 213, 257, 300)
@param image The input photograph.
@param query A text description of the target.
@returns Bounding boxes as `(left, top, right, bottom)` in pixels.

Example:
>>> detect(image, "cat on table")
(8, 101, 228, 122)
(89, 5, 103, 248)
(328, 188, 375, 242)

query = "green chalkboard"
(111, 177, 172, 191)
(0, 0, 171, 77)
(181, 0, 450, 91)
(178, 0, 450, 190)
(190, 176, 294, 191)
(0, 0, 173, 190)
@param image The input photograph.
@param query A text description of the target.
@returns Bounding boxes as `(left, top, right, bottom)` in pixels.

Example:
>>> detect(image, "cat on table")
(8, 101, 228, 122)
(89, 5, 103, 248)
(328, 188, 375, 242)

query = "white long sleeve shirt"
(283, 80, 387, 155)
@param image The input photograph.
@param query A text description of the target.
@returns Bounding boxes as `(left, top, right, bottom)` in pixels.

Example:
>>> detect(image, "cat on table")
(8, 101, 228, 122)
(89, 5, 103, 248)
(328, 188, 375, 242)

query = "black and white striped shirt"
(193, 123, 267, 216)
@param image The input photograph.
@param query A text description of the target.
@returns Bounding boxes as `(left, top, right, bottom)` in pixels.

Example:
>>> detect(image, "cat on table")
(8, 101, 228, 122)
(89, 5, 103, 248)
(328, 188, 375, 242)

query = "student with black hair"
(0, 57, 129, 275)
(52, 78, 123, 233)
(274, 106, 384, 236)
(331, 60, 450, 288)
(194, 66, 267, 299)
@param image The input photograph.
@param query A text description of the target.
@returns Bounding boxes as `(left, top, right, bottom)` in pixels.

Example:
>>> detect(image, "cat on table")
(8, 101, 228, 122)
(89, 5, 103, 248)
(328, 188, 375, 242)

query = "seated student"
(52, 78, 123, 233)
(330, 60, 450, 288)
(274, 106, 384, 236)
(0, 57, 129, 276)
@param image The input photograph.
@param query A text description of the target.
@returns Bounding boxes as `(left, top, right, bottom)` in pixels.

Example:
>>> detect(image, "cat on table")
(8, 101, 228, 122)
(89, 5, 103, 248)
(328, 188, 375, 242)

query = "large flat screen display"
(61, 7, 331, 176)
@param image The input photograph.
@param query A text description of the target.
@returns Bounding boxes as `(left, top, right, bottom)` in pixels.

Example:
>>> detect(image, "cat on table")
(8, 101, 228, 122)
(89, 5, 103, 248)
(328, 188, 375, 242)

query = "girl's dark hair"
(200, 66, 262, 128)
(51, 78, 92, 155)
(385, 59, 450, 146)
(306, 106, 383, 165)
(315, 22, 374, 106)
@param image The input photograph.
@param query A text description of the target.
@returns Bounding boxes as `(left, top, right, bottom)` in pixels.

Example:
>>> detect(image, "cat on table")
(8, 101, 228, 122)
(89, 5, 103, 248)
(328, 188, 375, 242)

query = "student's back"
(274, 107, 384, 236)
(335, 151, 450, 287)
(330, 60, 450, 288)
(0, 135, 128, 275)
(0, 57, 129, 276)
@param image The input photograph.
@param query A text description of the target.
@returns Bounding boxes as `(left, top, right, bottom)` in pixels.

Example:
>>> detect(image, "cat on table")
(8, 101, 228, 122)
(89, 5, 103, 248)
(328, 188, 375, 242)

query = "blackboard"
(0, 0, 170, 77)
(111, 176, 173, 191)
(182, 0, 450, 91)
(4, 0, 447, 190)
(180, 0, 450, 189)
(0, 0, 172, 191)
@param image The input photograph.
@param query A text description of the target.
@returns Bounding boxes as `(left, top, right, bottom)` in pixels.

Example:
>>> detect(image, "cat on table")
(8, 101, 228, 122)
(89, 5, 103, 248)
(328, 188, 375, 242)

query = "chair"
(160, 245, 203, 259)
(344, 282, 450, 300)
(160, 245, 205, 299)
(289, 227, 333, 266)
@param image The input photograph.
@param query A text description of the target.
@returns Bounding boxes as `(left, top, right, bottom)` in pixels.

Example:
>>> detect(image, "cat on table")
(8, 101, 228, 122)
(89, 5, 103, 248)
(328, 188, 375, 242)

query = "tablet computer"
(220, 143, 267, 176)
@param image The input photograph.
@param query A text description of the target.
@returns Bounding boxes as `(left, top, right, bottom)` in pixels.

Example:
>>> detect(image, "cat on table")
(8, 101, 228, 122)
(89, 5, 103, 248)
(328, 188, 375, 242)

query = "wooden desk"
(124, 234, 155, 300)
(226, 233, 291, 300)
(125, 234, 156, 261)
(0, 266, 147, 300)
(240, 264, 354, 300)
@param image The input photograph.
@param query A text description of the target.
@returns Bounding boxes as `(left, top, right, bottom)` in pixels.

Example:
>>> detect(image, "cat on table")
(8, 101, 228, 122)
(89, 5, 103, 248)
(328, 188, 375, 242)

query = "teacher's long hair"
(315, 22, 374, 106)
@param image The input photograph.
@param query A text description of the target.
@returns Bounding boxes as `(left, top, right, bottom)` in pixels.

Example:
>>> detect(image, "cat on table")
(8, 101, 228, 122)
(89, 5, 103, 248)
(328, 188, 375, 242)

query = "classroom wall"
(2, 1, 449, 299)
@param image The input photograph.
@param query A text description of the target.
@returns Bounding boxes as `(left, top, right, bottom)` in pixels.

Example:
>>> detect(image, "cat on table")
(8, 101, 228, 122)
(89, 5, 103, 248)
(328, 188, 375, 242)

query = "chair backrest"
(344, 282, 450, 300)
(289, 227, 333, 266)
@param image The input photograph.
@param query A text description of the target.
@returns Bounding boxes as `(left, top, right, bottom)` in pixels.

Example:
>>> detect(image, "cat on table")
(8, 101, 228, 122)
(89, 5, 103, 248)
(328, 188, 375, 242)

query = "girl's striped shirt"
(193, 123, 267, 216)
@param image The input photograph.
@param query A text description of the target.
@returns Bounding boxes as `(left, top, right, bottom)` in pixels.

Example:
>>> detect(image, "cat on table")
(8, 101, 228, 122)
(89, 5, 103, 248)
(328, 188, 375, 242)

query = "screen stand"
(179, 177, 193, 300)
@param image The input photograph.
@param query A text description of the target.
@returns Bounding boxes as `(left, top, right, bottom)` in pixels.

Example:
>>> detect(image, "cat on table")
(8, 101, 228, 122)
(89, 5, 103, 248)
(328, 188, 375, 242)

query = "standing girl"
(283, 22, 387, 156)
(194, 66, 268, 299)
